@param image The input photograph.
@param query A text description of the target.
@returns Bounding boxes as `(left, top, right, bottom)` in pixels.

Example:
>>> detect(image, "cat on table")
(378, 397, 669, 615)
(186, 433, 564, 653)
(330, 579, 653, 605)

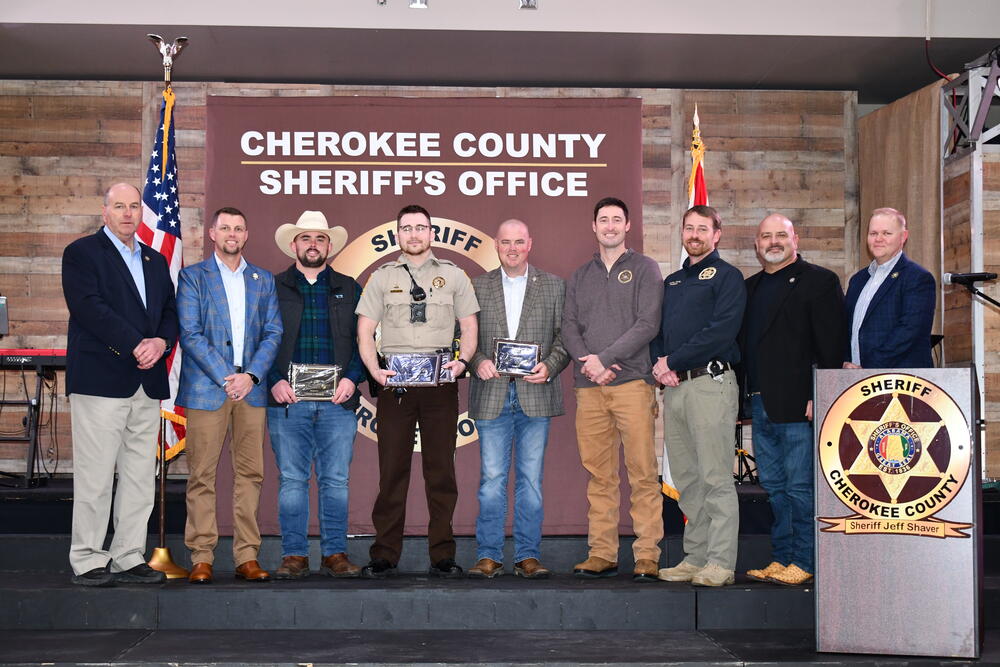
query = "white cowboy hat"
(274, 210, 348, 260)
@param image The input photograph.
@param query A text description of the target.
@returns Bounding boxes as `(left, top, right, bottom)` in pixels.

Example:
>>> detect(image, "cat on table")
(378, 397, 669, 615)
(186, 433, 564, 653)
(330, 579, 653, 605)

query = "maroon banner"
(204, 96, 643, 536)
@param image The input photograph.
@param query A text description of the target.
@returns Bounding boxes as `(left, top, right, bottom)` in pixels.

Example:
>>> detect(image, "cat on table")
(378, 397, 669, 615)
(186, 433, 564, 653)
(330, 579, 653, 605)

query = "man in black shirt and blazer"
(738, 213, 846, 586)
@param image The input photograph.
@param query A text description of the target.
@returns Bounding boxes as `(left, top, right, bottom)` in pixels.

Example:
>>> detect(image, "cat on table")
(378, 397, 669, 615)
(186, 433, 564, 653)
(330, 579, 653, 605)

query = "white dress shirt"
(214, 253, 248, 367)
(501, 267, 529, 339)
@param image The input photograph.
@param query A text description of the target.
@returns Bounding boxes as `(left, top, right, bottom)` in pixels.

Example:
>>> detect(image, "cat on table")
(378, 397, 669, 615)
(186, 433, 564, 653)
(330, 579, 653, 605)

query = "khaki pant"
(69, 388, 159, 575)
(575, 380, 662, 563)
(662, 371, 739, 569)
(184, 400, 266, 566)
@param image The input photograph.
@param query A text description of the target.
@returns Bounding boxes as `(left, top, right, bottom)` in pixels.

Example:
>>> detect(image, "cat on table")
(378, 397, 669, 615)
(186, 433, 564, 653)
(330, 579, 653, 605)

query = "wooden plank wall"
(982, 147, 1000, 476)
(0, 80, 858, 473)
(942, 155, 973, 369)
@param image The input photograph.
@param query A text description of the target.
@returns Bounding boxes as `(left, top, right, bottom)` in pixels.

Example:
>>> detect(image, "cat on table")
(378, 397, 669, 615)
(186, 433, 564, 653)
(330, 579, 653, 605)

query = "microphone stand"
(959, 282, 1000, 310)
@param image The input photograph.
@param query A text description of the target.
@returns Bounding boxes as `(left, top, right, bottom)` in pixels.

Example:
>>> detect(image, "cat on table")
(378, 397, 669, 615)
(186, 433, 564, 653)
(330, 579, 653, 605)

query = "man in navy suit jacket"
(844, 208, 936, 369)
(62, 183, 178, 587)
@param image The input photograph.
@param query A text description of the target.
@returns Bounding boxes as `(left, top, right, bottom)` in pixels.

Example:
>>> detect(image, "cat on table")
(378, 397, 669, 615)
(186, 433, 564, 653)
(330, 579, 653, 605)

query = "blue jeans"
(267, 401, 358, 557)
(474, 383, 551, 563)
(751, 395, 815, 572)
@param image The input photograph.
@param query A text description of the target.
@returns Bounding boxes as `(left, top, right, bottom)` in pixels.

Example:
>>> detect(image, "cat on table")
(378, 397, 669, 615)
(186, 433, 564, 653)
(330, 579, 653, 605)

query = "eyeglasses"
(399, 224, 430, 234)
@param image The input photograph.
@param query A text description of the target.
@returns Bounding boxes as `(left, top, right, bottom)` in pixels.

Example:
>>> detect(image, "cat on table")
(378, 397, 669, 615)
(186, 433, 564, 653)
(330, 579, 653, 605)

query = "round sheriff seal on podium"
(817, 373, 972, 538)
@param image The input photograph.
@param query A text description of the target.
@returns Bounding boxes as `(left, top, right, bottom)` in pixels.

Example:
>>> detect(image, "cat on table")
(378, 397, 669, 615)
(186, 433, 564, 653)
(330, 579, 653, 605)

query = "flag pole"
(149, 418, 187, 578)
(145, 33, 189, 579)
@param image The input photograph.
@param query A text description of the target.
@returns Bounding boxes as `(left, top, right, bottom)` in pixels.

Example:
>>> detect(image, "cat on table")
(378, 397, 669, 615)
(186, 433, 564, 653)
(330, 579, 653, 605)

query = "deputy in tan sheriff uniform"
(356, 203, 479, 578)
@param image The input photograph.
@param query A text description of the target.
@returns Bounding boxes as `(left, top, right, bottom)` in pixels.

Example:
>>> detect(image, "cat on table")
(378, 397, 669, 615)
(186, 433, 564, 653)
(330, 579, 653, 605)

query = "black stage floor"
(2, 482, 996, 665)
(1, 629, 996, 665)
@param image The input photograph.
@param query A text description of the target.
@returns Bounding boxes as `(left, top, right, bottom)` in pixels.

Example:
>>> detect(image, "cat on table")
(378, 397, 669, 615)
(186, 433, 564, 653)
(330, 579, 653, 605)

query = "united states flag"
(137, 87, 185, 460)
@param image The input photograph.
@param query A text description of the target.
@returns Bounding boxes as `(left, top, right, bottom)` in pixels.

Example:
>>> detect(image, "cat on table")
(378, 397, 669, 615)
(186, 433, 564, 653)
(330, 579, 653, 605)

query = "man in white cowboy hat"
(267, 210, 366, 579)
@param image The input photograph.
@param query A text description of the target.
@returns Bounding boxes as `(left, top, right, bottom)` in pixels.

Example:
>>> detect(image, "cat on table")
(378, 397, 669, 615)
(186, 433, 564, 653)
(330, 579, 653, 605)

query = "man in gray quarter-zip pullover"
(562, 196, 664, 582)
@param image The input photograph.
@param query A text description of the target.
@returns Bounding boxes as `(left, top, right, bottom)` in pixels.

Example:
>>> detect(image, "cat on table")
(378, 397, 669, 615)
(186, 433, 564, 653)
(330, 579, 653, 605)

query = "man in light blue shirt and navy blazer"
(177, 206, 282, 584)
(844, 207, 936, 370)
(62, 183, 178, 587)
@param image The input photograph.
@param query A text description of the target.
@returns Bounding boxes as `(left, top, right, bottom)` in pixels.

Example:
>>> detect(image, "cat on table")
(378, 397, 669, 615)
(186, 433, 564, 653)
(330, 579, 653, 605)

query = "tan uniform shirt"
(356, 251, 479, 355)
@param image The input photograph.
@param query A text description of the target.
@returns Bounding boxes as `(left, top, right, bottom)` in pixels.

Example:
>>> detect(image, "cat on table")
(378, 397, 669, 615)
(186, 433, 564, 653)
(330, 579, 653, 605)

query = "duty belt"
(676, 360, 731, 383)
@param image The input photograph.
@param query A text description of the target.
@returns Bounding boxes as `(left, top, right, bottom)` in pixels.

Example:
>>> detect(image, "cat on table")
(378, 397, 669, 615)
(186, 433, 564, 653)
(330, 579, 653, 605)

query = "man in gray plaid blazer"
(467, 219, 570, 579)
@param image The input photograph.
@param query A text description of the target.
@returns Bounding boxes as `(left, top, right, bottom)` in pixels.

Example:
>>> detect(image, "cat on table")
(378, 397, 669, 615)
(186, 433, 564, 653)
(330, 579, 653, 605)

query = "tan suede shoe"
(573, 556, 618, 578)
(691, 563, 735, 587)
(658, 560, 701, 582)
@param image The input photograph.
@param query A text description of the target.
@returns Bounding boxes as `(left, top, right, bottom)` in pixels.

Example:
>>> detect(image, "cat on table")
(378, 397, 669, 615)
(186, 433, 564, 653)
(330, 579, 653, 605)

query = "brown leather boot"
(514, 558, 551, 579)
(321, 552, 361, 578)
(573, 556, 618, 578)
(275, 555, 310, 580)
(468, 558, 504, 578)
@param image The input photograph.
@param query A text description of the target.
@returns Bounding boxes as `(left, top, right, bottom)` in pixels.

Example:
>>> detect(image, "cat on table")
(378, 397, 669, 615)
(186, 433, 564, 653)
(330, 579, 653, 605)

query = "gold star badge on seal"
(432, 276, 445, 288)
(698, 267, 716, 280)
(844, 392, 944, 502)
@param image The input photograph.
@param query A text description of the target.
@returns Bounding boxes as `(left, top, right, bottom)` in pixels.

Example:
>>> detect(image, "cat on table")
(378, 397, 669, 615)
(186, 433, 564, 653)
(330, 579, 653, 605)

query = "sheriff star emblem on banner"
(817, 374, 972, 538)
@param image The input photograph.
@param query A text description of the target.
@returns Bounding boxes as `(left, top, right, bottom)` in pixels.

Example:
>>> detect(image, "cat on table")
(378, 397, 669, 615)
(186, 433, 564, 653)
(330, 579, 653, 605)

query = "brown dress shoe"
(235, 560, 271, 582)
(468, 558, 504, 578)
(514, 558, 550, 579)
(633, 558, 659, 582)
(275, 555, 310, 580)
(321, 553, 361, 578)
(188, 562, 213, 584)
(573, 556, 618, 578)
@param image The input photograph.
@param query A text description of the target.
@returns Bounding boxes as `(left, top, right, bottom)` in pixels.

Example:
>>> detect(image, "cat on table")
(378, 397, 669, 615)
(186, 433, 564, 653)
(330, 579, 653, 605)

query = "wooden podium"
(814, 368, 981, 658)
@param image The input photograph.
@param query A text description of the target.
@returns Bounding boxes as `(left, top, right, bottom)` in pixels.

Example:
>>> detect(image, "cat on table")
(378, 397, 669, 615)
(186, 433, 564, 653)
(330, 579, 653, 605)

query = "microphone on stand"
(942, 272, 998, 286)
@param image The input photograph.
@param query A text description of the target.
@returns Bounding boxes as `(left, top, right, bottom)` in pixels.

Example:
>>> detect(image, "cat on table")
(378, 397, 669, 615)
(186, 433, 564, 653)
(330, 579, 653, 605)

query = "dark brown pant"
(370, 382, 459, 565)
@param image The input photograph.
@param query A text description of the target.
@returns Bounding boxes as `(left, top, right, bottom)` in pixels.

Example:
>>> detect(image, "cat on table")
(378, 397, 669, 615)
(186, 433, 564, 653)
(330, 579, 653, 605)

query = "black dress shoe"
(429, 558, 463, 578)
(361, 558, 398, 579)
(114, 563, 166, 584)
(71, 566, 115, 587)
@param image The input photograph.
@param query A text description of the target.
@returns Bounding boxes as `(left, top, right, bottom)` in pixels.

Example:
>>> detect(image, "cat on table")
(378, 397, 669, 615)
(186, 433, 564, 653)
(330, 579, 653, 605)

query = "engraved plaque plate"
(385, 353, 441, 387)
(289, 363, 341, 401)
(493, 339, 539, 377)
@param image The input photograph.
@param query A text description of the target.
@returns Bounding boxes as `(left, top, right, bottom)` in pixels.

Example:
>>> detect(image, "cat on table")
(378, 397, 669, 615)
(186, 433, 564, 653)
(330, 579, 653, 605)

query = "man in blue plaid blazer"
(176, 206, 282, 584)
(467, 219, 570, 580)
(844, 207, 936, 370)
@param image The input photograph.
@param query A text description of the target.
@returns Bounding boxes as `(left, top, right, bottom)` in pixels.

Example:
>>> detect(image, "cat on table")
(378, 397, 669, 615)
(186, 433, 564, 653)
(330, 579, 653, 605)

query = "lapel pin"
(789, 277, 796, 283)
(891, 272, 899, 279)
(144, 256, 150, 262)
(252, 272, 259, 281)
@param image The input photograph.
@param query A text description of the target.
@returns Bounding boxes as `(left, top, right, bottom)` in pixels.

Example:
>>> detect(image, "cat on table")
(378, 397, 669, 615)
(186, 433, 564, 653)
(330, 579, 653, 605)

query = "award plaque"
(438, 352, 456, 383)
(493, 339, 539, 376)
(385, 353, 441, 387)
(289, 363, 341, 401)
